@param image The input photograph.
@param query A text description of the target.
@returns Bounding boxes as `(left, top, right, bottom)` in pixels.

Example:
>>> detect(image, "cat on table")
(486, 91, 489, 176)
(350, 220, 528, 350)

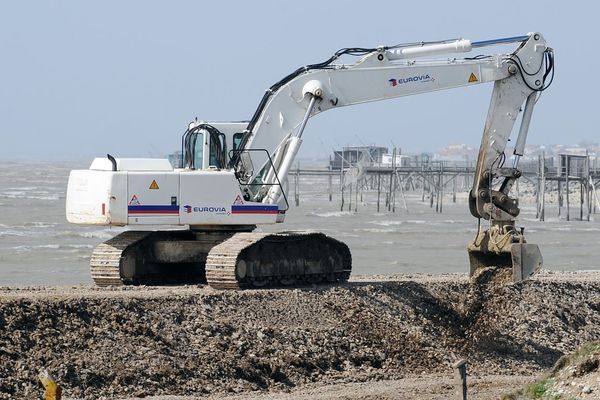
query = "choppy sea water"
(0, 161, 598, 285)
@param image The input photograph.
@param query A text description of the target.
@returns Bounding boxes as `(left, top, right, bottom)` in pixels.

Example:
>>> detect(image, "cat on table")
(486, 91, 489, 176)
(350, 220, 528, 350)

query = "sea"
(1, 160, 599, 285)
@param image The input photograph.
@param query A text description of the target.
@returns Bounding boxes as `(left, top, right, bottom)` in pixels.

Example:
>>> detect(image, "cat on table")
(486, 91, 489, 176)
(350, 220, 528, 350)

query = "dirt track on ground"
(1, 271, 600, 399)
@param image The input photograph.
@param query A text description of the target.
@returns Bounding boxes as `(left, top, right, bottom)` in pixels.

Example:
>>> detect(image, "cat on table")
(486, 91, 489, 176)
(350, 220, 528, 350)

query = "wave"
(79, 230, 122, 240)
(369, 219, 460, 227)
(0, 191, 26, 198)
(12, 243, 94, 253)
(12, 244, 60, 252)
(54, 228, 122, 240)
(29, 194, 61, 201)
(0, 228, 122, 241)
(368, 220, 403, 226)
(5, 186, 41, 191)
(311, 211, 354, 218)
(24, 222, 58, 228)
(0, 193, 61, 201)
(0, 230, 28, 237)
(355, 228, 397, 233)
(0, 222, 58, 230)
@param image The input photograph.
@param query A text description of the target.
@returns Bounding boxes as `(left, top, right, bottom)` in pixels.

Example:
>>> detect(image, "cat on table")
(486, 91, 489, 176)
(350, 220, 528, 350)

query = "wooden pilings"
(537, 153, 597, 221)
(287, 153, 598, 220)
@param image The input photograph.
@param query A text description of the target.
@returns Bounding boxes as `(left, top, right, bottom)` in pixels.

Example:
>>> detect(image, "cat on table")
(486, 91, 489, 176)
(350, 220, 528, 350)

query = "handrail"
(228, 148, 290, 212)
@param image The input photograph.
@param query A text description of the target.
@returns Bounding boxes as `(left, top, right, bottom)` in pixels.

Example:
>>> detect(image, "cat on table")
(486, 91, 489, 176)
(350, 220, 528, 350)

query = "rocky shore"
(1, 271, 600, 399)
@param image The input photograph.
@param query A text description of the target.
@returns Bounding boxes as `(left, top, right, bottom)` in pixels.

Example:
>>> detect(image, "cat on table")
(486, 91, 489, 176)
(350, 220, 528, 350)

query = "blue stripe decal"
(128, 205, 179, 212)
(232, 205, 278, 212)
(232, 205, 278, 211)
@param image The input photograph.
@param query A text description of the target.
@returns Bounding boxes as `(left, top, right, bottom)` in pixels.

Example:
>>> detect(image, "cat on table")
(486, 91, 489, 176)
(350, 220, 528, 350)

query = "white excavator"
(66, 32, 554, 289)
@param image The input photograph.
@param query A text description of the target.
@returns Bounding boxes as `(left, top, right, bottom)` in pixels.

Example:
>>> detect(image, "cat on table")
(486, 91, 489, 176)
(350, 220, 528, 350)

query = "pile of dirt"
(1, 272, 600, 399)
(470, 266, 514, 286)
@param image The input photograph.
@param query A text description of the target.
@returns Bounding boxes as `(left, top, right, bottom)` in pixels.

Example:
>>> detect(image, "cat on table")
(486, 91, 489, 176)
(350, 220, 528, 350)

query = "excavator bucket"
(468, 243, 542, 283)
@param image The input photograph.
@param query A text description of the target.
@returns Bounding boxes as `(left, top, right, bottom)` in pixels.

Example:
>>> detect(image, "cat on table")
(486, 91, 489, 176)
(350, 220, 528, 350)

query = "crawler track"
(90, 231, 151, 286)
(205, 231, 352, 289)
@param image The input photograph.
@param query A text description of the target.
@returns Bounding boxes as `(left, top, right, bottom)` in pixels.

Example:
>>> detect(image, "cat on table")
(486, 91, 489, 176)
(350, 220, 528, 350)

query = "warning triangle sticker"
(129, 194, 140, 205)
(233, 195, 244, 205)
(468, 73, 479, 83)
(149, 180, 160, 190)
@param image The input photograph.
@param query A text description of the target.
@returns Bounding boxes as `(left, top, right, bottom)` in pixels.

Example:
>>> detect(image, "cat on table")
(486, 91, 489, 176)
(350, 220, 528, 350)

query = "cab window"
(233, 132, 244, 151)
(193, 132, 204, 169)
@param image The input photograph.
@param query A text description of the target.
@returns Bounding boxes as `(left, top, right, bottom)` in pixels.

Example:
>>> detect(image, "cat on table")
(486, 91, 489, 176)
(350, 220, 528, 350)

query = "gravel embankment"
(1, 271, 600, 399)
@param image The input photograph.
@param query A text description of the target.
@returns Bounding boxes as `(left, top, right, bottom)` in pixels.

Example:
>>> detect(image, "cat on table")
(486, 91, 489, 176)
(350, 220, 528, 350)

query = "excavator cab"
(182, 123, 228, 170)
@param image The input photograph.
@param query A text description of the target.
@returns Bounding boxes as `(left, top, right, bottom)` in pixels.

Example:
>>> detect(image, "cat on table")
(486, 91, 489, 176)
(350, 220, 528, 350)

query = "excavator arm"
(236, 32, 553, 281)
(465, 34, 553, 282)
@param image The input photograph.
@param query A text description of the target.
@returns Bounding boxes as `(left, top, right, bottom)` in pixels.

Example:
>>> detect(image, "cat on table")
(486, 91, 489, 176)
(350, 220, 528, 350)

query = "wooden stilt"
(377, 172, 381, 213)
(439, 163, 444, 213)
(348, 183, 352, 212)
(328, 161, 332, 202)
(566, 162, 570, 221)
(540, 152, 546, 221)
(453, 176, 457, 203)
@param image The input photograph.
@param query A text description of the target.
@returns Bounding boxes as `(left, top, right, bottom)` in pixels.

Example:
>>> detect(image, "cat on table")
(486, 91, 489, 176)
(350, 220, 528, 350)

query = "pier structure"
(288, 151, 600, 221)
(536, 152, 600, 221)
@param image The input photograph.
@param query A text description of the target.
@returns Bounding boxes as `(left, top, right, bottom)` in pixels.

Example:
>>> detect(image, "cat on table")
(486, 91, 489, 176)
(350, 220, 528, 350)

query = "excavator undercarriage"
(90, 229, 352, 289)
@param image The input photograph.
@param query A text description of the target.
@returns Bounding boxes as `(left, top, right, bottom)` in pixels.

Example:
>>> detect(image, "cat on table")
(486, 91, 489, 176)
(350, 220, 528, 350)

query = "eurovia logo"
(183, 205, 227, 214)
(389, 74, 435, 87)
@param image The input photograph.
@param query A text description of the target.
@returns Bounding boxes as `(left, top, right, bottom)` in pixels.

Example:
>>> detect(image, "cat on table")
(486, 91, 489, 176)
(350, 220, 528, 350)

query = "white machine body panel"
(66, 170, 127, 225)
(179, 170, 278, 225)
(127, 172, 180, 225)
(66, 158, 279, 227)
(90, 158, 173, 171)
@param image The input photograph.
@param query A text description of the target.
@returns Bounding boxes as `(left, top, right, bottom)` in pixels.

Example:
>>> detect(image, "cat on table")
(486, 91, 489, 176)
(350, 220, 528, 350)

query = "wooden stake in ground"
(452, 359, 468, 400)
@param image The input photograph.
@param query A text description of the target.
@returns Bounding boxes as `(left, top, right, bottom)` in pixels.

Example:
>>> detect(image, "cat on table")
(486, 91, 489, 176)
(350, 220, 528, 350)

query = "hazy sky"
(0, 1, 596, 161)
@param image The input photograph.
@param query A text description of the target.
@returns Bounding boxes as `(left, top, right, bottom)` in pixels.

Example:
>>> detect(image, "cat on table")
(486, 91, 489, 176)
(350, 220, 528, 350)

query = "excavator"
(66, 32, 554, 289)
